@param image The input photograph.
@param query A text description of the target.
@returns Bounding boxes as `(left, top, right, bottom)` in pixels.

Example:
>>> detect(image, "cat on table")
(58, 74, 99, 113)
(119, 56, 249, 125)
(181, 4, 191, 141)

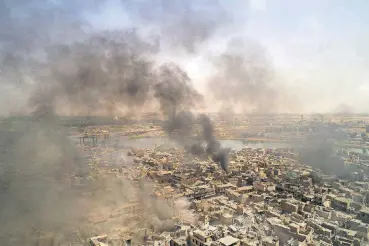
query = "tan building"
(89, 235, 108, 246)
(170, 238, 187, 246)
(347, 219, 369, 240)
(192, 229, 213, 246)
(332, 197, 351, 212)
(215, 183, 237, 195)
(281, 200, 299, 214)
(218, 236, 240, 246)
(253, 181, 275, 192)
(357, 207, 369, 224)
(221, 213, 234, 225)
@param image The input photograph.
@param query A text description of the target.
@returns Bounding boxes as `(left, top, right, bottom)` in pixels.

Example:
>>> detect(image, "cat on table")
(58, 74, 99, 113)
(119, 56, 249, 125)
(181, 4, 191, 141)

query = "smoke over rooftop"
(0, 0, 236, 243)
(0, 0, 231, 116)
(5, 0, 360, 243)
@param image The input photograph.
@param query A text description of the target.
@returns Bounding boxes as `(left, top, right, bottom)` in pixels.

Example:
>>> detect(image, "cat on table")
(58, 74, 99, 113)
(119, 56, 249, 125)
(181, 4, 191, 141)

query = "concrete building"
(281, 200, 299, 214)
(357, 207, 369, 224)
(218, 236, 240, 246)
(346, 219, 369, 240)
(192, 229, 213, 246)
(332, 197, 351, 212)
(170, 238, 187, 246)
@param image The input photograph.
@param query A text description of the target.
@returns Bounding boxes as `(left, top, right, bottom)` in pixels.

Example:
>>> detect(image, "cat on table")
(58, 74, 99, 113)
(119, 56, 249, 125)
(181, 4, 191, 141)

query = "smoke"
(87, 173, 196, 236)
(296, 124, 348, 176)
(0, 0, 229, 116)
(154, 63, 204, 117)
(333, 103, 355, 115)
(12, 28, 204, 117)
(0, 122, 196, 243)
(218, 104, 235, 121)
(167, 112, 230, 172)
(0, 119, 90, 244)
(199, 114, 230, 172)
(137, 182, 196, 232)
(208, 38, 286, 114)
(0, 0, 98, 115)
(30, 30, 158, 116)
(0, 0, 234, 242)
(165, 111, 197, 143)
(120, 0, 229, 52)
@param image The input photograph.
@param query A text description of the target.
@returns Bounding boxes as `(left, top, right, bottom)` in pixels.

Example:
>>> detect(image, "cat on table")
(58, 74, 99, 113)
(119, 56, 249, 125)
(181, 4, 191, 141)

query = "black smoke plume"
(199, 114, 230, 172)
(169, 113, 230, 172)
(165, 111, 197, 143)
(0, 0, 233, 243)
(31, 30, 157, 116)
(0, 0, 229, 116)
(163, 111, 230, 172)
(154, 64, 204, 118)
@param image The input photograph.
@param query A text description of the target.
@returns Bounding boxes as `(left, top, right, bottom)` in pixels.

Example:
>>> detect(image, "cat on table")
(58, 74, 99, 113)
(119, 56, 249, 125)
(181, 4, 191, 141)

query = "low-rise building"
(332, 197, 351, 212)
(281, 200, 299, 214)
(218, 236, 240, 246)
(192, 229, 213, 246)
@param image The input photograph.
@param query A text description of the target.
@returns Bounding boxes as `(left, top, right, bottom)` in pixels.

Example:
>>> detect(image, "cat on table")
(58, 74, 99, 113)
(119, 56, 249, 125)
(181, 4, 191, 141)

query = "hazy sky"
(242, 0, 369, 113)
(83, 0, 369, 113)
(1, 0, 368, 115)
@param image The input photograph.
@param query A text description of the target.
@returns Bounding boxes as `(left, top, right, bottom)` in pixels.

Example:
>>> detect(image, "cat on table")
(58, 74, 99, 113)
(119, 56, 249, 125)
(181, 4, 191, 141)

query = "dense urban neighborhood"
(12, 114, 368, 246)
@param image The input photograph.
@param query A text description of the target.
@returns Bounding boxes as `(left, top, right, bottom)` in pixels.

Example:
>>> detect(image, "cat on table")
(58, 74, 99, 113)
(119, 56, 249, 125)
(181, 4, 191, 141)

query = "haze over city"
(2, 1, 369, 246)
(1, 0, 369, 115)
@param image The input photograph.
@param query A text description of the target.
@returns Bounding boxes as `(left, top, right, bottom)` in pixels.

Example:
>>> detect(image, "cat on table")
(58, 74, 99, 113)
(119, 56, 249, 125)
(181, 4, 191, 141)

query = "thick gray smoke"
(168, 112, 230, 172)
(137, 181, 196, 232)
(0, 0, 96, 115)
(208, 38, 280, 114)
(154, 64, 204, 117)
(0, 2, 94, 242)
(31, 30, 157, 115)
(28, 30, 206, 120)
(121, 0, 229, 52)
(88, 173, 196, 236)
(296, 125, 348, 176)
(199, 114, 230, 172)
(0, 0, 229, 116)
(0, 0, 231, 243)
(166, 111, 197, 143)
(0, 119, 90, 244)
(0, 119, 199, 244)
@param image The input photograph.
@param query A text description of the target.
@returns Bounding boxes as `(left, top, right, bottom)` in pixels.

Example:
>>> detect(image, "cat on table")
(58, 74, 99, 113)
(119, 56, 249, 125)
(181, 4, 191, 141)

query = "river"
(70, 135, 290, 150)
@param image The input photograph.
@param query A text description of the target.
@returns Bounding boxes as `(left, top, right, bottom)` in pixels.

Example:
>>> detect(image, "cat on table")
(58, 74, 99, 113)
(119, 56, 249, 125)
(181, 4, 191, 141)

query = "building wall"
(281, 201, 298, 214)
(346, 220, 369, 240)
(192, 231, 212, 246)
(170, 239, 186, 246)
(357, 210, 369, 224)
(332, 197, 351, 212)
(316, 209, 332, 219)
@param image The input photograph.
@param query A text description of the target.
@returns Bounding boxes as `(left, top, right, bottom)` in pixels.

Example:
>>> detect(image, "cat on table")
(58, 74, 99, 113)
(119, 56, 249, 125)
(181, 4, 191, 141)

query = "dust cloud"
(0, 0, 305, 244)
(0, 0, 232, 244)
(207, 38, 287, 114)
